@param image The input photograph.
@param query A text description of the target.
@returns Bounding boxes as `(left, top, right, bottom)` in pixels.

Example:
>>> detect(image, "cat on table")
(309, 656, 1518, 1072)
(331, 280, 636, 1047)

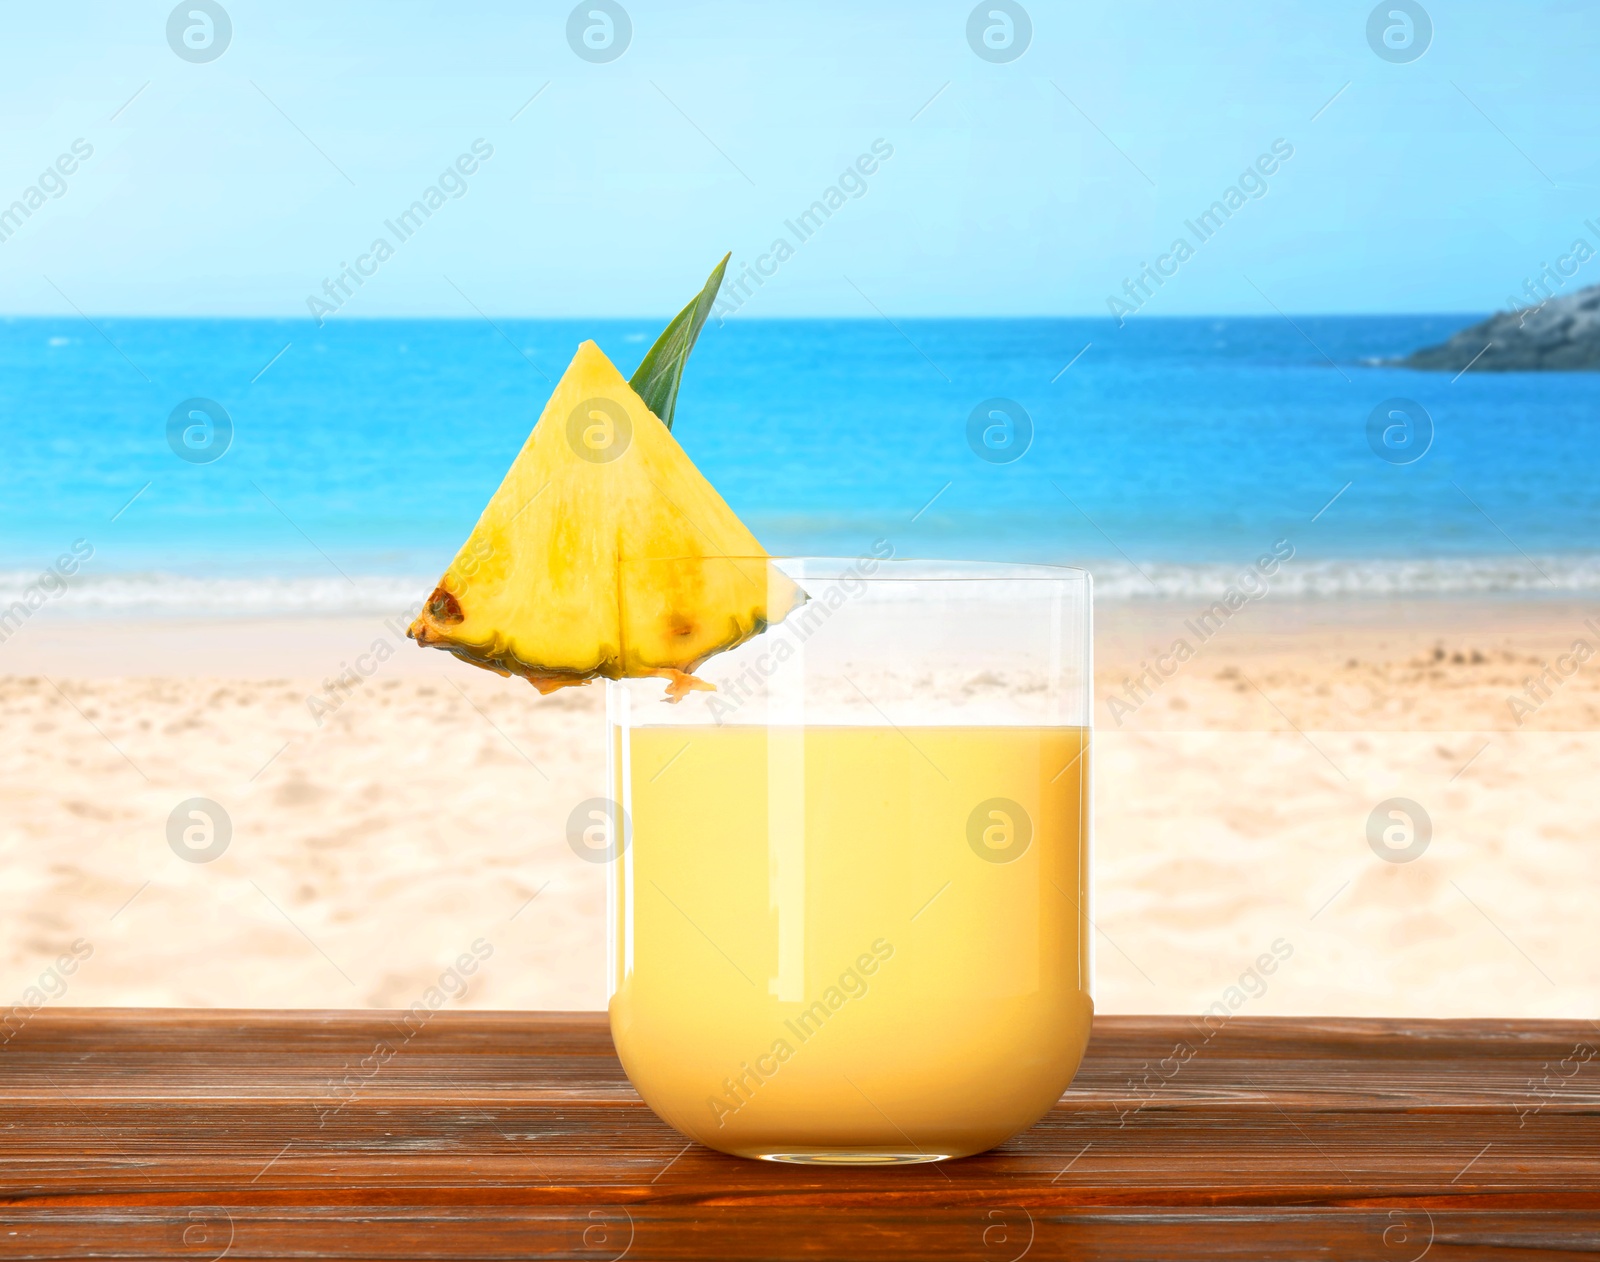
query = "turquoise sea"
(2, 314, 1596, 613)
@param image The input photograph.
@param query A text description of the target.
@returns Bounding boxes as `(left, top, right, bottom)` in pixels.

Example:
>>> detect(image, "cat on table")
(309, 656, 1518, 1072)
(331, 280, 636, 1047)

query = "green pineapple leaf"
(628, 253, 730, 432)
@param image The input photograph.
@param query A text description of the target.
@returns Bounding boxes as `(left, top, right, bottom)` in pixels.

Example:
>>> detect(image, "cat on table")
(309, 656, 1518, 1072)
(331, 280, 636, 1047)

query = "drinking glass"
(602, 556, 1092, 1163)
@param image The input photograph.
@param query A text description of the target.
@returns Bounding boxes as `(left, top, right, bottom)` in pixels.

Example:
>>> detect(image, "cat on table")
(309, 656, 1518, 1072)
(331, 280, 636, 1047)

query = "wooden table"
(2, 1011, 1597, 1260)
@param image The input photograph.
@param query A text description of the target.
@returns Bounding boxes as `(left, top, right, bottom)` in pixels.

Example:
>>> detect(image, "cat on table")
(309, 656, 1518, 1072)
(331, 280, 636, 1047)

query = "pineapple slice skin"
(407, 341, 798, 693)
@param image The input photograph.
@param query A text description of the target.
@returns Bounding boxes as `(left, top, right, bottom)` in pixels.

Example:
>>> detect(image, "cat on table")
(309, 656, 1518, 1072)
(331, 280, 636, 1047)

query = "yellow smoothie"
(608, 723, 1092, 1162)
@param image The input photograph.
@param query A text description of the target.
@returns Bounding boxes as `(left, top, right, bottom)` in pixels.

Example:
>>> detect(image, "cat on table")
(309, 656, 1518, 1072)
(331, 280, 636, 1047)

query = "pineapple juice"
(608, 722, 1092, 1162)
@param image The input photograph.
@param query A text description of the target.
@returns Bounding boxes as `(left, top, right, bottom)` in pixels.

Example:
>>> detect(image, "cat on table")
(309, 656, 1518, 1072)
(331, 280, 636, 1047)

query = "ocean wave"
(0, 572, 429, 617)
(4, 555, 1599, 616)
(1089, 555, 1600, 601)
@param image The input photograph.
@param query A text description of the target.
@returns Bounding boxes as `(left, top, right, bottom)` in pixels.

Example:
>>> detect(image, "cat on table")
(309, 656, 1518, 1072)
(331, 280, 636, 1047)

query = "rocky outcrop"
(1401, 283, 1600, 371)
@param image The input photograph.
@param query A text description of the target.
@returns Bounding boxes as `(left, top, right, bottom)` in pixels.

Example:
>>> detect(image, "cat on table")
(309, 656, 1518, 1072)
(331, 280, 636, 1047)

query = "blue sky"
(1, 0, 1596, 317)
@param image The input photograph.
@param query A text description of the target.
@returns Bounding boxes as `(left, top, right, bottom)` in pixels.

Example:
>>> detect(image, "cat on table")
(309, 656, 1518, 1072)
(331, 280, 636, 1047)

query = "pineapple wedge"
(408, 340, 800, 697)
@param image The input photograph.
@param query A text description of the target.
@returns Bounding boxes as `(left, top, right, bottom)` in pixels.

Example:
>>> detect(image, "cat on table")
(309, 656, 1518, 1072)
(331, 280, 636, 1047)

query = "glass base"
(759, 1150, 951, 1165)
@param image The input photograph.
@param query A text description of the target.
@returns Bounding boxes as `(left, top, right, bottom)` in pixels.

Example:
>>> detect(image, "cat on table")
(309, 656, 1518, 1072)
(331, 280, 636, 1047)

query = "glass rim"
(621, 556, 1093, 583)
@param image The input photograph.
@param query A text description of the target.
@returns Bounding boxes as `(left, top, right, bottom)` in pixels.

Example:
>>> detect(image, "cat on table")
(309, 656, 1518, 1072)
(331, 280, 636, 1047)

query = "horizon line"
(0, 310, 1497, 323)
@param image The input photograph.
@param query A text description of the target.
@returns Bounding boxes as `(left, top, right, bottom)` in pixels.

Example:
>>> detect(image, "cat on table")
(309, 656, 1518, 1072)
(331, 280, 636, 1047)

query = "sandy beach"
(1, 595, 1595, 1019)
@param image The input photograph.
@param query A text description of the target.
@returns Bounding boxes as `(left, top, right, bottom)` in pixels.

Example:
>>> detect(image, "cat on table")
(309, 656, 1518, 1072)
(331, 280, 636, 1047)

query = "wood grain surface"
(2, 1010, 1598, 1259)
